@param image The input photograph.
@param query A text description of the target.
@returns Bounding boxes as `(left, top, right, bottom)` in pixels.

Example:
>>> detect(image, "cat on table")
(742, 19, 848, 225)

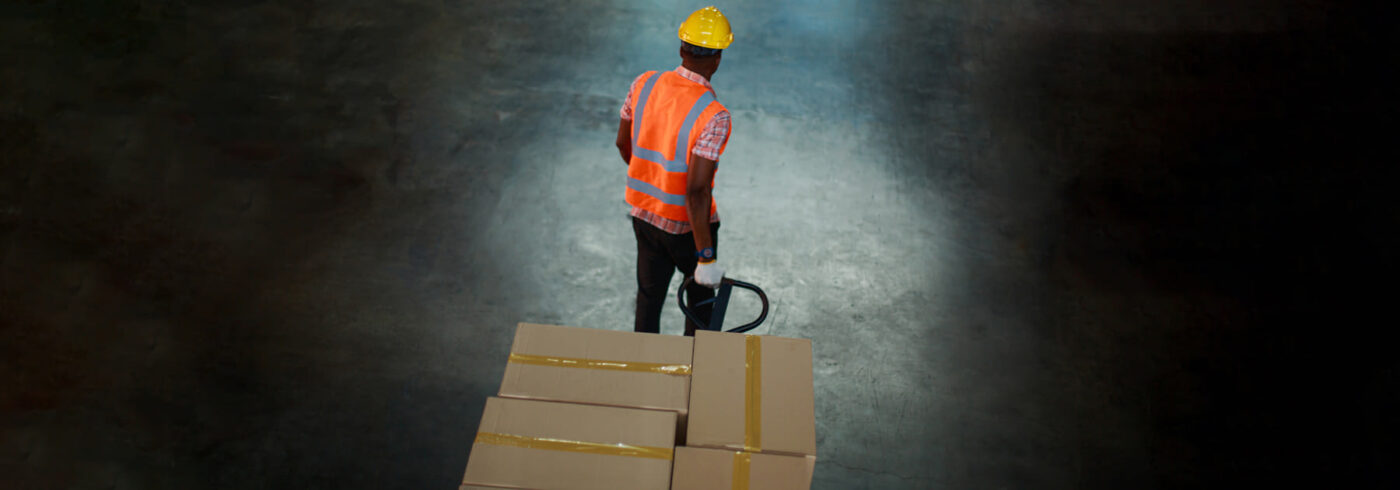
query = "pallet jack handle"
(677, 277, 769, 334)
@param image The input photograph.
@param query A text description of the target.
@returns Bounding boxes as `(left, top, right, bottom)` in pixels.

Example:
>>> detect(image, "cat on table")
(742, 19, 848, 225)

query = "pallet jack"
(677, 277, 769, 333)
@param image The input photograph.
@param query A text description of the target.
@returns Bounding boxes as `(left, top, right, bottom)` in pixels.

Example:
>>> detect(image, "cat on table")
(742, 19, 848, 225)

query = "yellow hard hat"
(678, 6, 733, 50)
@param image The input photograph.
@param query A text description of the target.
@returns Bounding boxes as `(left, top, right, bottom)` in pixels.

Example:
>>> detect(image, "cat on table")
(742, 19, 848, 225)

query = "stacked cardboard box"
(463, 397, 675, 489)
(462, 323, 692, 489)
(459, 324, 816, 490)
(671, 447, 816, 490)
(675, 330, 817, 489)
(498, 323, 695, 442)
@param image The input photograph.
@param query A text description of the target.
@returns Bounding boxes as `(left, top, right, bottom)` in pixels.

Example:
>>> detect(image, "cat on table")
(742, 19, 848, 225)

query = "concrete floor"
(2, 1, 1395, 489)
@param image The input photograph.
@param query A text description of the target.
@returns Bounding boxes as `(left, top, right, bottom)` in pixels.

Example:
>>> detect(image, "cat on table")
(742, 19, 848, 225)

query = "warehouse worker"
(616, 6, 733, 336)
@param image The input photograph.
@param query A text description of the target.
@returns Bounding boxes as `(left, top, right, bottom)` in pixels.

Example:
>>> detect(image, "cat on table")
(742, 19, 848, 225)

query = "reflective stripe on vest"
(627, 177, 686, 206)
(627, 71, 720, 209)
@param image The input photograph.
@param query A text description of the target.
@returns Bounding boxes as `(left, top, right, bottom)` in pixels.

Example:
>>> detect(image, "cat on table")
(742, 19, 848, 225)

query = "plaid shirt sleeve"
(691, 109, 730, 161)
(619, 74, 647, 121)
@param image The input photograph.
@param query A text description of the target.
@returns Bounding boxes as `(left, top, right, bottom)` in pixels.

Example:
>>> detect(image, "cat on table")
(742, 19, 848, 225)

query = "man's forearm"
(687, 190, 713, 253)
(616, 118, 632, 165)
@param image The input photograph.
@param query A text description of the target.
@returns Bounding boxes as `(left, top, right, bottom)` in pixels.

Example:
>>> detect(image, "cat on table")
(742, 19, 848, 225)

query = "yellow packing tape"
(744, 335, 762, 452)
(508, 352, 692, 376)
(731, 451, 752, 490)
(474, 432, 673, 460)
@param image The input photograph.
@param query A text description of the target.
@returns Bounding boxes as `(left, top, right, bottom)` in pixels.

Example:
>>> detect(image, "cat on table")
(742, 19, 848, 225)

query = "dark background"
(3, 0, 1396, 488)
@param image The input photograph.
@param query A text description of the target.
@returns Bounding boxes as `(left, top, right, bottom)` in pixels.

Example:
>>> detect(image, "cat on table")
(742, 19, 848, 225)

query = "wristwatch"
(695, 247, 716, 261)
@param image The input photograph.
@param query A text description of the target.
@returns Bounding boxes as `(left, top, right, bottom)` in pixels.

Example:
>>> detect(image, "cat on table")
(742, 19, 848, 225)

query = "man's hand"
(694, 260, 725, 287)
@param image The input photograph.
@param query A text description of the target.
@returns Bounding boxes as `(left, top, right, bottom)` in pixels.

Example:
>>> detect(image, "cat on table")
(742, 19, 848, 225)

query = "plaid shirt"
(621, 66, 729, 234)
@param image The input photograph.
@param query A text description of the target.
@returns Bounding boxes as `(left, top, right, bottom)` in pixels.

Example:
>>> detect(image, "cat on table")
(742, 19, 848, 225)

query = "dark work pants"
(633, 217, 719, 336)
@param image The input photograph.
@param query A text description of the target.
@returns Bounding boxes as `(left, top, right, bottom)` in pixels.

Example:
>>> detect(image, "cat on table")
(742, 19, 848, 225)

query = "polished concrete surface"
(2, 1, 1394, 489)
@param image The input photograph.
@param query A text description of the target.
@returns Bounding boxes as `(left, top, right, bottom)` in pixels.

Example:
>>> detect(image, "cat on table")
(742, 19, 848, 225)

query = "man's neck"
(680, 62, 714, 81)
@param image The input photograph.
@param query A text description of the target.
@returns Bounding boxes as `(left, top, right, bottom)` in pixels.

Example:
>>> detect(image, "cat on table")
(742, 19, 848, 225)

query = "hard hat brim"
(678, 30, 733, 50)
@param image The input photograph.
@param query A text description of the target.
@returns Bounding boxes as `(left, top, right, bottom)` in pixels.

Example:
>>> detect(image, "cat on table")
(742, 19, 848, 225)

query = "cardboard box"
(499, 323, 694, 437)
(462, 397, 676, 490)
(687, 330, 817, 457)
(670, 446, 816, 490)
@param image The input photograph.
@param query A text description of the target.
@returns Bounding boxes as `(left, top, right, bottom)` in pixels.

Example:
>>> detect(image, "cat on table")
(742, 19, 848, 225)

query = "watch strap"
(695, 247, 716, 261)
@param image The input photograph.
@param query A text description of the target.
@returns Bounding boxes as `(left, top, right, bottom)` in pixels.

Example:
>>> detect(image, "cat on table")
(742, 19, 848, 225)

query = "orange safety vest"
(625, 70, 729, 222)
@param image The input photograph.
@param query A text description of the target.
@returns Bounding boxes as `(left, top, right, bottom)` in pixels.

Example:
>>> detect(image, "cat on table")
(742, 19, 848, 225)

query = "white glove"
(694, 260, 725, 288)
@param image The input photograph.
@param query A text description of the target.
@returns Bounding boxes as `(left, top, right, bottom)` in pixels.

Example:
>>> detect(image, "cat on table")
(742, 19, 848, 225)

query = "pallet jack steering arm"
(677, 277, 769, 334)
